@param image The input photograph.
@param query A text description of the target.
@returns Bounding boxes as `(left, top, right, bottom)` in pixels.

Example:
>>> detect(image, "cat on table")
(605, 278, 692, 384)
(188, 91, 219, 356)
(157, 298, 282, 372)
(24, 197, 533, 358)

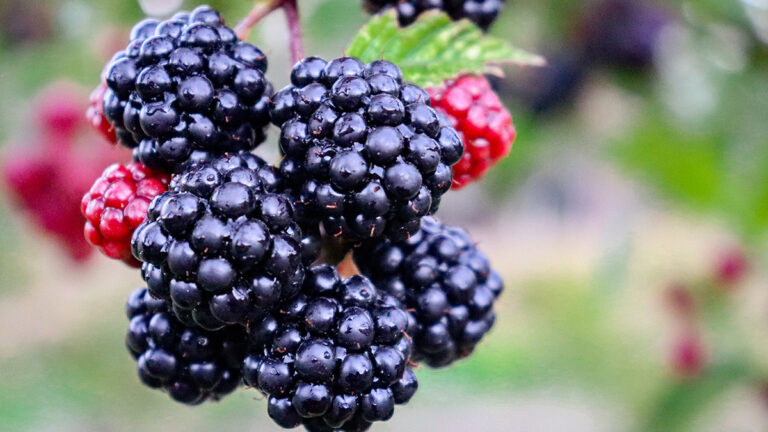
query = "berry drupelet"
(354, 216, 503, 367)
(125, 287, 245, 405)
(131, 153, 306, 331)
(270, 57, 464, 243)
(362, 0, 505, 31)
(101, 5, 273, 171)
(427, 74, 516, 189)
(82, 162, 170, 266)
(242, 264, 418, 431)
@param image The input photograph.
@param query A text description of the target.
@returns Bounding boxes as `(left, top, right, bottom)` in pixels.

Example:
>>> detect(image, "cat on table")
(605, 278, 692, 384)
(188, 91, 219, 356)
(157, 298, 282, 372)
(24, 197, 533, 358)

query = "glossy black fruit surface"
(242, 264, 418, 431)
(271, 57, 463, 243)
(354, 216, 503, 367)
(102, 5, 272, 171)
(132, 153, 306, 330)
(125, 287, 245, 405)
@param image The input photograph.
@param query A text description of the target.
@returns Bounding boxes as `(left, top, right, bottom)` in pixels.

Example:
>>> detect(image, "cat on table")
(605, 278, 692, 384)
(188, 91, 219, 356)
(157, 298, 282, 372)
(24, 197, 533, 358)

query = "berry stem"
(234, 0, 284, 40)
(282, 0, 305, 65)
(316, 236, 352, 267)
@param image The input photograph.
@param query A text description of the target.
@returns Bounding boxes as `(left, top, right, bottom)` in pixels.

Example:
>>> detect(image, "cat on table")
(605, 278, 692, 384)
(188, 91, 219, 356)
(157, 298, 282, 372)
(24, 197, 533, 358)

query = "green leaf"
(347, 10, 544, 87)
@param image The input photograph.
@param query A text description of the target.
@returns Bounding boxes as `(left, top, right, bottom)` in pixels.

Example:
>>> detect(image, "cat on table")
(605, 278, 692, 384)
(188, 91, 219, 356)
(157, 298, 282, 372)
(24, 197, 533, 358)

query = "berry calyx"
(82, 162, 170, 266)
(427, 74, 515, 190)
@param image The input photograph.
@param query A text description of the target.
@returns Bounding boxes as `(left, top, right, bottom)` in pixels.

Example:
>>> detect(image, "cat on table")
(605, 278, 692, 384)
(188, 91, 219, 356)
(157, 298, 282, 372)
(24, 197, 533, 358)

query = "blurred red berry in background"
(665, 282, 696, 320)
(670, 331, 706, 379)
(35, 84, 84, 142)
(1, 82, 127, 263)
(714, 247, 748, 288)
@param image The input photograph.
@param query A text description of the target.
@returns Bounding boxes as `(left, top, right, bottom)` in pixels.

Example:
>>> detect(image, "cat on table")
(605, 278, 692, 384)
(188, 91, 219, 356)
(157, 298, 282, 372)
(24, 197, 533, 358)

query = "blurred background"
(1, 0, 768, 430)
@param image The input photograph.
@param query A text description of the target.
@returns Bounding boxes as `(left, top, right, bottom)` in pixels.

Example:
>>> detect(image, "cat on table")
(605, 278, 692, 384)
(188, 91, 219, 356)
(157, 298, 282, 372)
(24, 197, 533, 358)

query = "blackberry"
(362, 0, 504, 31)
(427, 74, 516, 189)
(82, 162, 170, 266)
(101, 5, 273, 172)
(354, 216, 502, 367)
(131, 153, 306, 331)
(576, 0, 672, 69)
(489, 52, 586, 115)
(242, 264, 418, 431)
(270, 57, 463, 243)
(125, 287, 245, 405)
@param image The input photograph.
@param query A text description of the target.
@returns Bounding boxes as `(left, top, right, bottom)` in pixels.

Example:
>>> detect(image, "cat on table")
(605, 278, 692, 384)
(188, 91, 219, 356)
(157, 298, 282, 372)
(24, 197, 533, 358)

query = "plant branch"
(235, 0, 305, 64)
(235, 0, 284, 40)
(282, 0, 305, 65)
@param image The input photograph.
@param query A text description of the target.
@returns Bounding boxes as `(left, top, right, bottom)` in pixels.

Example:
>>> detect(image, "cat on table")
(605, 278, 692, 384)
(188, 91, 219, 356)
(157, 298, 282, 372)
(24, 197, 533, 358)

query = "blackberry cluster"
(362, 0, 505, 31)
(354, 216, 503, 367)
(82, 162, 170, 266)
(101, 5, 272, 171)
(131, 153, 307, 331)
(125, 287, 245, 405)
(242, 265, 418, 431)
(75, 5, 516, 429)
(271, 57, 463, 242)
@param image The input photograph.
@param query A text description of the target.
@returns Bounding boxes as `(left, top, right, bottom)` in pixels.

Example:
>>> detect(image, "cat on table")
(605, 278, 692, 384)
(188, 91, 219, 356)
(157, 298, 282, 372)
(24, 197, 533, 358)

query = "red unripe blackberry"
(87, 83, 117, 144)
(427, 74, 515, 189)
(82, 162, 170, 266)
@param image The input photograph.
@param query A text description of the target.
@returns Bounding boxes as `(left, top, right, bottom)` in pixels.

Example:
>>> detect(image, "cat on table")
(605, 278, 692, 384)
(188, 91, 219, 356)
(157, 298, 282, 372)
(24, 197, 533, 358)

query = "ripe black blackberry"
(125, 287, 245, 405)
(354, 216, 503, 367)
(101, 5, 273, 171)
(362, 0, 505, 31)
(132, 153, 307, 331)
(242, 264, 418, 431)
(271, 57, 464, 243)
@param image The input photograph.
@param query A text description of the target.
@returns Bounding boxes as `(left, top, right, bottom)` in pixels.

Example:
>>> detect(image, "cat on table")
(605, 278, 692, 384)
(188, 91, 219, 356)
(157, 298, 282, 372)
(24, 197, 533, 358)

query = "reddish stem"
(283, 0, 305, 65)
(234, 0, 284, 40)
